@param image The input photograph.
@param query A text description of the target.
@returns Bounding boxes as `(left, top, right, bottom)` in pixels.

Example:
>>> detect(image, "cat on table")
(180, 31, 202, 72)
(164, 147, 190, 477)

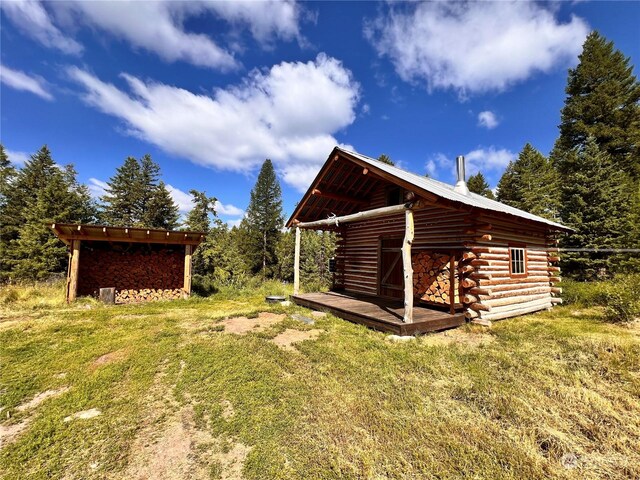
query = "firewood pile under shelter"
(50, 223, 205, 303)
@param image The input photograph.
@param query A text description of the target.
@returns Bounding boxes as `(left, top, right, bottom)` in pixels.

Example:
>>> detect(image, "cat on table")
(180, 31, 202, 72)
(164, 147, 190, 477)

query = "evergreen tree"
(101, 157, 142, 226)
(240, 159, 283, 277)
(145, 181, 179, 230)
(377, 154, 394, 166)
(3, 147, 97, 280)
(467, 172, 495, 199)
(0, 145, 17, 277)
(555, 31, 640, 178)
(559, 137, 632, 279)
(496, 143, 559, 219)
(183, 190, 217, 276)
(102, 154, 178, 228)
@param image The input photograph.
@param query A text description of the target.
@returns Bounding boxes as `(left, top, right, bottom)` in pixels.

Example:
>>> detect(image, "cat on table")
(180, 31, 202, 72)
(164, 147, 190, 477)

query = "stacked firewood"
(412, 251, 459, 305)
(77, 246, 184, 298)
(116, 288, 185, 303)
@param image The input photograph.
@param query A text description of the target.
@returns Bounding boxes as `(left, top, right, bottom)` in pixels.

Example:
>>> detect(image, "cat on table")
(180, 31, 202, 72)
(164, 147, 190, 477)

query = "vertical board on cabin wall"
(67, 239, 81, 302)
(183, 245, 193, 297)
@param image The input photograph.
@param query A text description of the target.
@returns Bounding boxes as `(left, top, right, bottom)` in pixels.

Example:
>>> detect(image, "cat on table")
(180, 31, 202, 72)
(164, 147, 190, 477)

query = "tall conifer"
(240, 159, 283, 277)
(496, 144, 559, 220)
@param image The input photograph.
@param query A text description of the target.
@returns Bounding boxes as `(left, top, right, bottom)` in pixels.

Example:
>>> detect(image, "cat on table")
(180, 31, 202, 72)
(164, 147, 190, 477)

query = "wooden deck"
(292, 291, 465, 335)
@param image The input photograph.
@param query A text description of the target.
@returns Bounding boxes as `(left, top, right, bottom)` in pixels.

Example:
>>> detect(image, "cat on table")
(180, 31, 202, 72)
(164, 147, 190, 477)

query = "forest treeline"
(1, 31, 638, 286)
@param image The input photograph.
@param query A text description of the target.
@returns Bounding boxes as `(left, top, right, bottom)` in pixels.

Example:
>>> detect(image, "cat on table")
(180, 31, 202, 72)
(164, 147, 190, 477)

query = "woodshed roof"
(51, 223, 206, 246)
(286, 147, 572, 232)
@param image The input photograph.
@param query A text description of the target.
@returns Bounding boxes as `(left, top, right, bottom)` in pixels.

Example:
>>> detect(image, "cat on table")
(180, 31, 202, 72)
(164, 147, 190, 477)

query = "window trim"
(508, 244, 528, 277)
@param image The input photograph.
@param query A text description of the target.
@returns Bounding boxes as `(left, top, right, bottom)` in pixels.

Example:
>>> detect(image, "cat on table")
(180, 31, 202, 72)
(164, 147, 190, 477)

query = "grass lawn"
(1, 283, 639, 479)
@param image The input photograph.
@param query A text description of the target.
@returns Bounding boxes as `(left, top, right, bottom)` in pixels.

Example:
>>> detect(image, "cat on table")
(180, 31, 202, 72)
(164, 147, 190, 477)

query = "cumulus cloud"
(214, 201, 244, 217)
(0, 64, 53, 100)
(165, 184, 194, 213)
(427, 147, 514, 179)
(2, 0, 302, 70)
(5, 149, 31, 167)
(67, 53, 360, 192)
(0, 0, 83, 55)
(87, 178, 109, 199)
(365, 2, 589, 95)
(477, 111, 499, 129)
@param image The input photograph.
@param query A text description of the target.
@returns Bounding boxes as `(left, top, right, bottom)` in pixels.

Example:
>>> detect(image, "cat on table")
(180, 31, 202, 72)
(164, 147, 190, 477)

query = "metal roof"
(51, 223, 206, 246)
(333, 147, 571, 231)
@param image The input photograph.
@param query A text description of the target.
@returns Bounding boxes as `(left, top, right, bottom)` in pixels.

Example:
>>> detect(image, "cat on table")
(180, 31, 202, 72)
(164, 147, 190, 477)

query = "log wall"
(334, 189, 561, 321)
(77, 243, 185, 302)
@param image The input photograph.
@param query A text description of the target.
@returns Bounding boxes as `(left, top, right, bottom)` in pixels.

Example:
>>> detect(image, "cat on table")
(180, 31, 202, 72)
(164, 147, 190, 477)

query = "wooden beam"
(183, 245, 193, 297)
(58, 234, 201, 245)
(402, 209, 414, 323)
(293, 227, 301, 295)
(67, 239, 81, 302)
(297, 202, 417, 229)
(312, 189, 368, 206)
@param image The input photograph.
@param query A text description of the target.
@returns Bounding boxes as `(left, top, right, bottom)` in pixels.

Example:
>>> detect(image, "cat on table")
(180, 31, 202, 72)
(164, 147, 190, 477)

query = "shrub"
(562, 279, 608, 306)
(191, 274, 218, 297)
(603, 274, 640, 323)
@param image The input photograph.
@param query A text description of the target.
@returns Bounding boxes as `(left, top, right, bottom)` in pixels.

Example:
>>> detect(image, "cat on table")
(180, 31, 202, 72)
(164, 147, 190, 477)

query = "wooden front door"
(379, 237, 404, 299)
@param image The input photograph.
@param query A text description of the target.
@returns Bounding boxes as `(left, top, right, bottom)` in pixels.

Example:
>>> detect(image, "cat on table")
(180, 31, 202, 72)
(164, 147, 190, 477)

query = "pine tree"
(555, 31, 640, 178)
(377, 154, 394, 166)
(145, 181, 180, 229)
(5, 148, 97, 280)
(0, 145, 18, 277)
(183, 190, 217, 276)
(240, 159, 283, 277)
(559, 137, 632, 279)
(496, 143, 559, 219)
(467, 172, 495, 199)
(102, 154, 178, 228)
(102, 157, 142, 226)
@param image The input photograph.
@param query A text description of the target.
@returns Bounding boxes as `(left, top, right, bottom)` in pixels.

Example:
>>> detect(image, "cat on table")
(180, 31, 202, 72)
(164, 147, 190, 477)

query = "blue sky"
(1, 1, 639, 226)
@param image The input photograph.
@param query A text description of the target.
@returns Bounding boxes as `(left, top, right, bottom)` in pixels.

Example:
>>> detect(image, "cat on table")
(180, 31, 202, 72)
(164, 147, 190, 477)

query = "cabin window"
(386, 187, 404, 206)
(509, 247, 526, 276)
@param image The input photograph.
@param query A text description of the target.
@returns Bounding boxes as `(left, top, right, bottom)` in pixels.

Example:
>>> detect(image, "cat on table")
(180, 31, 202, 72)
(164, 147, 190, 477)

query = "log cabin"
(287, 147, 571, 335)
(50, 224, 205, 303)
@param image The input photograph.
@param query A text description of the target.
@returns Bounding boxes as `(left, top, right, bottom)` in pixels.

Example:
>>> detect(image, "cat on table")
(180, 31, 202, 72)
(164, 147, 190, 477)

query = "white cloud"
(0, 64, 53, 100)
(67, 53, 360, 192)
(0, 0, 83, 55)
(477, 111, 499, 129)
(214, 201, 244, 217)
(165, 184, 194, 213)
(427, 147, 514, 179)
(5, 149, 31, 166)
(2, 1, 302, 70)
(365, 2, 589, 95)
(87, 178, 109, 199)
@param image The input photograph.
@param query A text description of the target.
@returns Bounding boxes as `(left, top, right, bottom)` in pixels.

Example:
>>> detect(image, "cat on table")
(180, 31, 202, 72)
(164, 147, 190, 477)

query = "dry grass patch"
(91, 348, 130, 369)
(16, 386, 70, 412)
(218, 312, 286, 335)
(420, 327, 495, 348)
(270, 329, 324, 352)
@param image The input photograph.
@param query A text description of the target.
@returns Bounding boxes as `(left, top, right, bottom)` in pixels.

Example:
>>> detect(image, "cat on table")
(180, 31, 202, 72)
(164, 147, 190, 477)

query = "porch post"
(402, 209, 414, 323)
(67, 239, 81, 303)
(184, 245, 193, 297)
(293, 226, 301, 295)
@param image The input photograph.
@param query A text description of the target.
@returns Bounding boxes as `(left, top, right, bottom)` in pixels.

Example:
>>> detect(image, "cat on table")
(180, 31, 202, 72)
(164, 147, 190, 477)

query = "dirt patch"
(214, 442, 252, 480)
(221, 400, 235, 420)
(122, 405, 213, 480)
(64, 408, 102, 422)
(91, 348, 129, 369)
(270, 329, 323, 352)
(310, 311, 327, 318)
(219, 312, 286, 335)
(420, 329, 495, 347)
(0, 419, 30, 449)
(17, 386, 70, 412)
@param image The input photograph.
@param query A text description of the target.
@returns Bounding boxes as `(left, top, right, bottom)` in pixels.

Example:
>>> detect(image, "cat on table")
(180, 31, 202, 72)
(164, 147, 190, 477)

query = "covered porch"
(292, 291, 465, 335)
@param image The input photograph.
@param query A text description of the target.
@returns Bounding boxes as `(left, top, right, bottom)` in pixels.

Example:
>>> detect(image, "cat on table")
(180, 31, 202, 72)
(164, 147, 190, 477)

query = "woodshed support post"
(402, 209, 415, 323)
(184, 245, 193, 297)
(67, 239, 81, 303)
(449, 253, 456, 315)
(293, 226, 301, 295)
